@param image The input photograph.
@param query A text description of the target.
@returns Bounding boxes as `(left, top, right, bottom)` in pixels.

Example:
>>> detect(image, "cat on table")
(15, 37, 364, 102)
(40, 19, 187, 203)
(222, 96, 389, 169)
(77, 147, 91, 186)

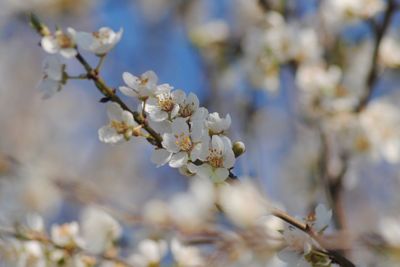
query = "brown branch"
(271, 208, 356, 267)
(74, 53, 163, 147)
(354, 0, 397, 112)
(30, 15, 163, 148)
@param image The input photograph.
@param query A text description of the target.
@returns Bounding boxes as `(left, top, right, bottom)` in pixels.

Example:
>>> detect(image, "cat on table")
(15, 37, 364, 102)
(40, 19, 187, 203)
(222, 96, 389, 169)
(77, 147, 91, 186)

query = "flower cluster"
(98, 69, 240, 183)
(38, 26, 122, 99)
(9, 207, 122, 267)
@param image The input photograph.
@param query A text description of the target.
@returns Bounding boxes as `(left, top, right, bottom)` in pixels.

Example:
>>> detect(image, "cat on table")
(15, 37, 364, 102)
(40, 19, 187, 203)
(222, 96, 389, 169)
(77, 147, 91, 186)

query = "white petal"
(277, 248, 301, 264)
(213, 168, 229, 183)
(151, 149, 172, 167)
(191, 141, 209, 161)
(171, 118, 189, 135)
(187, 92, 199, 109)
(223, 148, 235, 168)
(107, 102, 123, 121)
(142, 71, 158, 88)
(169, 152, 188, 168)
(123, 72, 140, 89)
(162, 133, 180, 153)
(43, 56, 63, 80)
(119, 86, 137, 97)
(150, 110, 168, 122)
(170, 104, 180, 118)
(38, 79, 61, 99)
(155, 83, 172, 95)
(122, 110, 136, 126)
(98, 126, 122, 144)
(211, 135, 224, 152)
(172, 89, 185, 104)
(60, 48, 77, 58)
(41, 36, 58, 54)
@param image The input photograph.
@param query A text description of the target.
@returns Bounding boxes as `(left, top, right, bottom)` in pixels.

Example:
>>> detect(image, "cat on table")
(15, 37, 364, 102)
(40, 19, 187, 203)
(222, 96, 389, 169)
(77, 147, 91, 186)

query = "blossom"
(50, 222, 83, 248)
(219, 180, 269, 227)
(152, 117, 208, 168)
(379, 34, 400, 68)
(324, 0, 385, 20)
(74, 27, 123, 55)
(98, 102, 140, 144)
(205, 112, 231, 134)
(190, 135, 235, 183)
(177, 92, 202, 119)
(144, 84, 185, 122)
(278, 205, 332, 266)
(80, 206, 122, 254)
(16, 241, 45, 267)
(171, 238, 205, 267)
(359, 98, 400, 163)
(119, 70, 158, 100)
(41, 28, 77, 58)
(167, 177, 215, 230)
(277, 227, 314, 267)
(128, 239, 167, 267)
(37, 56, 65, 99)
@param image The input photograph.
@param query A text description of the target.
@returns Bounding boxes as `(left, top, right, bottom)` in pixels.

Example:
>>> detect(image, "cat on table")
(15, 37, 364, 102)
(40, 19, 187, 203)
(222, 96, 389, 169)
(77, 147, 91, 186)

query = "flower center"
(207, 148, 224, 168)
(175, 133, 193, 152)
(111, 120, 131, 134)
(56, 33, 73, 49)
(179, 103, 195, 117)
(157, 94, 174, 112)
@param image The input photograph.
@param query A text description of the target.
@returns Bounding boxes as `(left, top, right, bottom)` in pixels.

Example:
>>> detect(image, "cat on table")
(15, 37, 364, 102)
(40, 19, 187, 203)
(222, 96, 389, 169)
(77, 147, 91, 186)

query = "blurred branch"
(354, 0, 397, 112)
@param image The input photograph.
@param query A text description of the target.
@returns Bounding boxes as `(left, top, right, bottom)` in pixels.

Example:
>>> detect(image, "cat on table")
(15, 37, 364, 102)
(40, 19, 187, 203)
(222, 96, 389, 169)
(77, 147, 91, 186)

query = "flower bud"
(232, 141, 245, 158)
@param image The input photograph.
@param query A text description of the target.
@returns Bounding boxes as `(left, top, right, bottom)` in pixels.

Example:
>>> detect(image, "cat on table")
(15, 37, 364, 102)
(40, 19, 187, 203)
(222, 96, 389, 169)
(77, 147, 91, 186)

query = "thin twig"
(354, 0, 397, 112)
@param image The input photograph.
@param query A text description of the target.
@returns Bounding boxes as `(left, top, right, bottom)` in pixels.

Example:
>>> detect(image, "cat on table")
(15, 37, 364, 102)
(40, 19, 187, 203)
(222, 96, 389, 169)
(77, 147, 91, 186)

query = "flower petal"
(169, 152, 188, 168)
(98, 125, 122, 144)
(151, 149, 172, 167)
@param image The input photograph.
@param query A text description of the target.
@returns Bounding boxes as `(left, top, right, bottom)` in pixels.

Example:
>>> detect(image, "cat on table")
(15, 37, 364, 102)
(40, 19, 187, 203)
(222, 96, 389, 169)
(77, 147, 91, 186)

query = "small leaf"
(99, 97, 111, 103)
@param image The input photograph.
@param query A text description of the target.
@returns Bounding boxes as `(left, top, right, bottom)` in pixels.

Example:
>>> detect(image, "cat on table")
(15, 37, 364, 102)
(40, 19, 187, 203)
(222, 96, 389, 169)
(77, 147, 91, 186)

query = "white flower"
(145, 84, 185, 122)
(379, 216, 400, 246)
(119, 70, 158, 100)
(219, 180, 269, 227)
(278, 226, 314, 267)
(41, 28, 77, 58)
(74, 27, 123, 55)
(359, 98, 400, 163)
(325, 0, 385, 20)
(278, 204, 332, 266)
(152, 117, 208, 168)
(168, 177, 215, 230)
(98, 102, 139, 144)
(51, 222, 83, 248)
(171, 238, 205, 267)
(379, 34, 400, 68)
(178, 92, 202, 119)
(16, 241, 45, 267)
(191, 135, 235, 183)
(80, 206, 122, 254)
(37, 56, 65, 99)
(205, 112, 231, 134)
(129, 239, 167, 267)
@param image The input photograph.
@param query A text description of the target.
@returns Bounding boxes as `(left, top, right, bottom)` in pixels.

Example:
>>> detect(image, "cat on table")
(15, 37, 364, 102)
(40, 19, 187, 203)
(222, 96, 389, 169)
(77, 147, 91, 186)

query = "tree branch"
(354, 0, 397, 112)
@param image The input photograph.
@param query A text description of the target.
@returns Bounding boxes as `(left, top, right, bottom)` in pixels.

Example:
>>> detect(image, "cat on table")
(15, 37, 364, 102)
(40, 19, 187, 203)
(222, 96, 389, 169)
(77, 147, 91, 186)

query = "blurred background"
(1, 2, 400, 264)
